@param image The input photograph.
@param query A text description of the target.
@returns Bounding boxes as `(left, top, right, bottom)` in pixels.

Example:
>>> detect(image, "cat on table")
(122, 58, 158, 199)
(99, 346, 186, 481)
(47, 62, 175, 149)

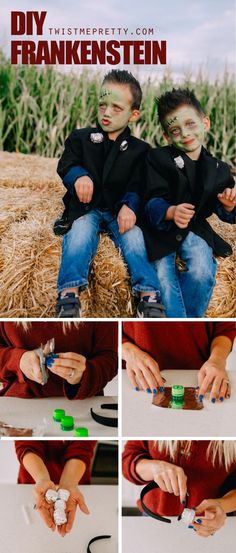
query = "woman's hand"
(48, 352, 86, 385)
(197, 358, 230, 402)
(193, 499, 226, 537)
(33, 479, 57, 531)
(19, 351, 44, 384)
(151, 460, 187, 504)
(122, 342, 165, 393)
(56, 486, 90, 537)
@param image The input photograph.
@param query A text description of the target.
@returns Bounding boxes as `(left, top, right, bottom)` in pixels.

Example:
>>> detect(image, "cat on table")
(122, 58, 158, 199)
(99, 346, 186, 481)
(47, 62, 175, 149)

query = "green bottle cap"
(74, 427, 89, 437)
(53, 409, 65, 422)
(60, 415, 74, 431)
(171, 385, 184, 398)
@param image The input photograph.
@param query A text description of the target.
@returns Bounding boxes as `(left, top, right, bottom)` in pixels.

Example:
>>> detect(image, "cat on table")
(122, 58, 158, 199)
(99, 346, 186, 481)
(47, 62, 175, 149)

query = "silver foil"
(58, 489, 70, 501)
(45, 489, 58, 504)
(53, 509, 67, 525)
(181, 508, 196, 525)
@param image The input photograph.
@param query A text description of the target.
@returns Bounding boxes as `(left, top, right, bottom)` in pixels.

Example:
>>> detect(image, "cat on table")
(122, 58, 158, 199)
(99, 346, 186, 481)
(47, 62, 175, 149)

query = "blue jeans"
(58, 209, 160, 294)
(154, 232, 217, 317)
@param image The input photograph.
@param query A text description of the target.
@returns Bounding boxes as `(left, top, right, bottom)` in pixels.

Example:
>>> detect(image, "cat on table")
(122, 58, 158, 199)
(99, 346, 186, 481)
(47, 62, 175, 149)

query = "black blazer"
(57, 125, 150, 223)
(140, 145, 235, 260)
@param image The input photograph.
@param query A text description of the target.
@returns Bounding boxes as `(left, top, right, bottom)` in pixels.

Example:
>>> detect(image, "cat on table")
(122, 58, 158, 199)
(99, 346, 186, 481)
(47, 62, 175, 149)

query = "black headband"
(87, 535, 111, 552)
(90, 403, 118, 427)
(140, 481, 188, 523)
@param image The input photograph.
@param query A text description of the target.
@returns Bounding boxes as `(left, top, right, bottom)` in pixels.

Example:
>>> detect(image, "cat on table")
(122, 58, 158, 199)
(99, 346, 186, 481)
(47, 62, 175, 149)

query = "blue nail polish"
(146, 388, 151, 394)
(153, 388, 157, 395)
(181, 500, 186, 505)
(211, 397, 216, 404)
(195, 386, 199, 390)
(51, 354, 59, 359)
(134, 387, 139, 391)
(199, 394, 203, 401)
(46, 360, 53, 367)
(196, 519, 202, 524)
(188, 525, 194, 529)
(159, 386, 164, 393)
(220, 396, 224, 402)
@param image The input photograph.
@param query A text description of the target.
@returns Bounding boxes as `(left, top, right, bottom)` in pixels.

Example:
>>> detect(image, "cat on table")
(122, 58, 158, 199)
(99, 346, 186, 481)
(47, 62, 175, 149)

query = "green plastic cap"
(74, 427, 89, 437)
(171, 385, 184, 398)
(60, 415, 74, 431)
(53, 409, 65, 422)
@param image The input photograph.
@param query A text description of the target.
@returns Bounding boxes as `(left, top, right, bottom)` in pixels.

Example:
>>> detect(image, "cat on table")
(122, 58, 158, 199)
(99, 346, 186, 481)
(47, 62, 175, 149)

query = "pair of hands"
(170, 187, 236, 229)
(75, 175, 136, 234)
(150, 460, 226, 537)
(19, 351, 86, 386)
(34, 479, 89, 537)
(124, 344, 230, 401)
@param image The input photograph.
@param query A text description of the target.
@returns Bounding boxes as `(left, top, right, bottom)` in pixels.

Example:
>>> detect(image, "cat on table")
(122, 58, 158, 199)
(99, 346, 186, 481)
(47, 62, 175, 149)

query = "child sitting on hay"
(141, 88, 236, 317)
(55, 69, 165, 318)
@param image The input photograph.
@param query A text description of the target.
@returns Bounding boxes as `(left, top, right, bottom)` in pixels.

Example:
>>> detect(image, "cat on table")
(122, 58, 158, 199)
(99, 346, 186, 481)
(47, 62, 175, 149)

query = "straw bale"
(0, 151, 235, 317)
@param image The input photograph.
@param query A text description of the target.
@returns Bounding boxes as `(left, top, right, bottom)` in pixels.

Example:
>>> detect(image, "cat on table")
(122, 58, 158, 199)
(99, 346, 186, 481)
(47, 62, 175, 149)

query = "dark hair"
(156, 88, 204, 129)
(102, 70, 142, 109)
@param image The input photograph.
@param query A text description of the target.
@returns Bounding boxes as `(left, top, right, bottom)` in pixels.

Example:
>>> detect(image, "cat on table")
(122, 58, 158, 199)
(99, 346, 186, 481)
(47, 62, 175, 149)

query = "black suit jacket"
(57, 125, 150, 223)
(140, 145, 235, 260)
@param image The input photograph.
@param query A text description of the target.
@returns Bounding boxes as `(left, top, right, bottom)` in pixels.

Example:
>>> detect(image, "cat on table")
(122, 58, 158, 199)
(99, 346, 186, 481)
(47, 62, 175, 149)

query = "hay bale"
(0, 151, 235, 317)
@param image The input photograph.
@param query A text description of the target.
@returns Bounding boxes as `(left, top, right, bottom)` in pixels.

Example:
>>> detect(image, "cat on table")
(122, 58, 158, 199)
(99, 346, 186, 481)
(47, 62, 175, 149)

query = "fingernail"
(196, 519, 202, 524)
(135, 387, 139, 391)
(146, 388, 151, 394)
(51, 354, 59, 359)
(159, 386, 164, 393)
(211, 397, 216, 404)
(220, 397, 224, 402)
(195, 386, 199, 390)
(199, 394, 203, 401)
(153, 388, 157, 395)
(181, 499, 186, 505)
(188, 525, 194, 529)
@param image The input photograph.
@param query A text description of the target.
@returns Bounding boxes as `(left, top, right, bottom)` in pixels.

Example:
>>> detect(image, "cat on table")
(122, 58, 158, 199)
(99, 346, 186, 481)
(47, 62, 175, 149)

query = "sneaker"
(137, 294, 166, 318)
(56, 293, 81, 318)
(53, 216, 72, 236)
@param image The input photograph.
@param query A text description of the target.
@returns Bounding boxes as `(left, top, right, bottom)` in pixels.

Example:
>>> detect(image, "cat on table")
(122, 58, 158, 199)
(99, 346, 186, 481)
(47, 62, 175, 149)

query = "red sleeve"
(211, 322, 236, 344)
(64, 322, 118, 399)
(63, 441, 96, 466)
(0, 323, 28, 390)
(122, 440, 153, 485)
(15, 440, 47, 465)
(122, 323, 136, 345)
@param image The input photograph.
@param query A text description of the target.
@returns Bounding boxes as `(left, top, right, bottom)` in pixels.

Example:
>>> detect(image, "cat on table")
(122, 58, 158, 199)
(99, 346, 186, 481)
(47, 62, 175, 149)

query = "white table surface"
(122, 370, 236, 437)
(0, 485, 117, 553)
(0, 396, 118, 437)
(122, 516, 236, 553)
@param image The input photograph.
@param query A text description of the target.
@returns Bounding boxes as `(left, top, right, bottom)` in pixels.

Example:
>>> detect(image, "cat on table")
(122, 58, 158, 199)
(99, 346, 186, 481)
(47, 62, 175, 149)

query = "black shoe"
(53, 216, 72, 236)
(56, 293, 81, 318)
(137, 294, 166, 318)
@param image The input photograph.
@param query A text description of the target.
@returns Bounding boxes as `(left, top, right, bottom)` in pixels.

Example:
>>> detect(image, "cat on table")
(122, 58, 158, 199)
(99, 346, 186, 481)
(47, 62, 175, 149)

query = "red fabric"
(122, 441, 236, 516)
(0, 322, 117, 398)
(122, 322, 235, 369)
(15, 440, 96, 484)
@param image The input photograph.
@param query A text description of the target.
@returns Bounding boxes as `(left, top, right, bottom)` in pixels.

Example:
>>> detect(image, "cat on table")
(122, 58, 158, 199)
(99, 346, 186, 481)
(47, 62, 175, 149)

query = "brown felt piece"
(0, 151, 235, 317)
(152, 387, 204, 410)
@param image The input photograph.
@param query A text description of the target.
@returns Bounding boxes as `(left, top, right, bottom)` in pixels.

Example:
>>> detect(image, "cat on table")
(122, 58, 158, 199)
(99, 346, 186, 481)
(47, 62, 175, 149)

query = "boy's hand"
(217, 187, 236, 212)
(117, 205, 136, 233)
(74, 176, 94, 203)
(173, 203, 195, 228)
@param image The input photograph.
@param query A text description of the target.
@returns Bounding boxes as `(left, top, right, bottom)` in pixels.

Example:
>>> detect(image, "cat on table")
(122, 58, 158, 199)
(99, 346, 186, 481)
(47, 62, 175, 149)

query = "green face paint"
(98, 83, 134, 140)
(164, 106, 206, 157)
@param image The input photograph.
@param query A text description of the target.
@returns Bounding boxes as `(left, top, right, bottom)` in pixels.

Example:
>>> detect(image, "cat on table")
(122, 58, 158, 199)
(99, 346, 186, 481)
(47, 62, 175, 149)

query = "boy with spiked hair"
(55, 69, 165, 318)
(142, 88, 235, 317)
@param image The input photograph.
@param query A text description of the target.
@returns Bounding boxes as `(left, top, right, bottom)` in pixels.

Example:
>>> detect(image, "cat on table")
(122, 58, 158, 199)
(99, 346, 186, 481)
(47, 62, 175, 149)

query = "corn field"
(0, 51, 235, 165)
